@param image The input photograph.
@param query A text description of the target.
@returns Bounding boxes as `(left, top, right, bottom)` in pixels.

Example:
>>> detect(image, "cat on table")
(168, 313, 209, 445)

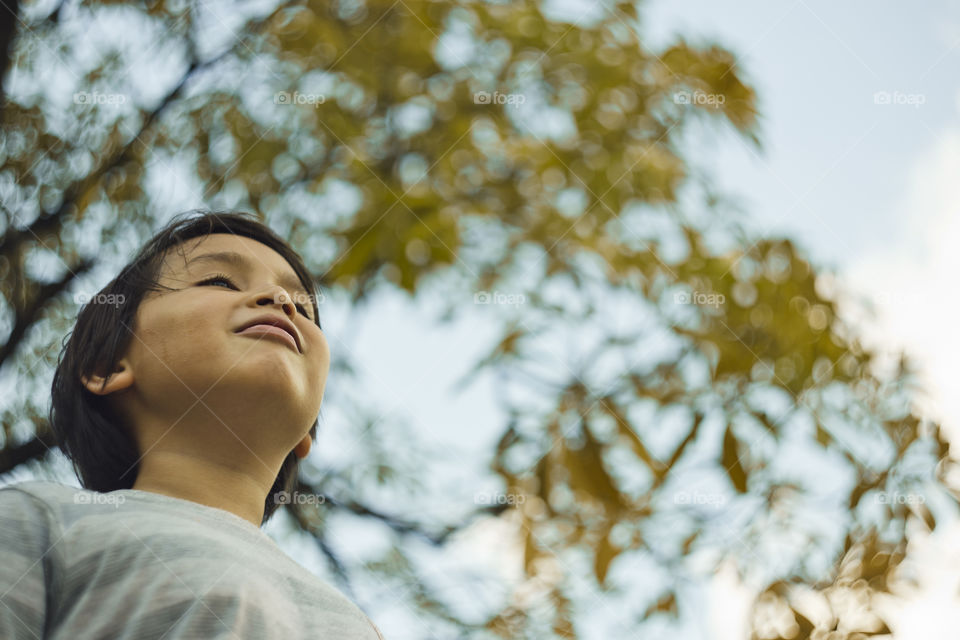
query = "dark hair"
(49, 210, 323, 525)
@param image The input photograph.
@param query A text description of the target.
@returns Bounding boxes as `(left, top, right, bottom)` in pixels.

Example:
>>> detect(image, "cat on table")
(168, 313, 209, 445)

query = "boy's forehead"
(165, 234, 295, 279)
(155, 233, 311, 303)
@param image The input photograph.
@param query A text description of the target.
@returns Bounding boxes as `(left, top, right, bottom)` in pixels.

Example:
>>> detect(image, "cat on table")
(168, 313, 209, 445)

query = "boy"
(0, 211, 385, 639)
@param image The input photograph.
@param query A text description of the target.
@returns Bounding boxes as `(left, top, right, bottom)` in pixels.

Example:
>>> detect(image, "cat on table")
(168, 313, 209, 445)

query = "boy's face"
(96, 233, 329, 469)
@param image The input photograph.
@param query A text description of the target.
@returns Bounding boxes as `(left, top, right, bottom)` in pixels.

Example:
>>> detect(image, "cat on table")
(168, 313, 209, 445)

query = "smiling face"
(90, 233, 330, 473)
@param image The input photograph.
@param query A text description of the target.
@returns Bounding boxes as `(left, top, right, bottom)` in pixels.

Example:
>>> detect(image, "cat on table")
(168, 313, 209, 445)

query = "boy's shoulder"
(0, 481, 387, 638)
(0, 481, 73, 551)
(0, 480, 88, 512)
(2, 479, 83, 497)
(0, 481, 130, 529)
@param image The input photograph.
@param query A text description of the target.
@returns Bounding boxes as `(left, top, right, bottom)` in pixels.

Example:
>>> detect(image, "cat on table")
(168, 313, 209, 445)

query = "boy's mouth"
(235, 315, 302, 353)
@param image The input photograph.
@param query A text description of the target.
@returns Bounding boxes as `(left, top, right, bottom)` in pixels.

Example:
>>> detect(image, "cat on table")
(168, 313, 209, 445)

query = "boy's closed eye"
(196, 273, 314, 321)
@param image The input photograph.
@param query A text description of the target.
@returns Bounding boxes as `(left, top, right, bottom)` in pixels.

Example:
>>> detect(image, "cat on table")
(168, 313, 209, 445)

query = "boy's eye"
(198, 274, 237, 289)
(198, 274, 314, 321)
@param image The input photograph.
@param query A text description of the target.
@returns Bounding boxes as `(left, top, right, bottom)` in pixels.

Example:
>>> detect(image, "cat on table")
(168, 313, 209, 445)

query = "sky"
(634, 0, 960, 637)
(637, 0, 960, 429)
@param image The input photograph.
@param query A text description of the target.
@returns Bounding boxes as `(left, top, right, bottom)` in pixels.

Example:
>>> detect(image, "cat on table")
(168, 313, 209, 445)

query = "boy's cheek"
(306, 328, 331, 363)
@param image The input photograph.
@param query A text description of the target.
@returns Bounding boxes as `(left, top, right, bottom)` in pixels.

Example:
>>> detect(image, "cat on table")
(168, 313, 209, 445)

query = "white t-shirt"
(0, 481, 385, 639)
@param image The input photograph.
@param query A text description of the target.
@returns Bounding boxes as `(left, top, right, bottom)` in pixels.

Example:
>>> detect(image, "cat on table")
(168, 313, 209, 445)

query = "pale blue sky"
(640, 0, 958, 268)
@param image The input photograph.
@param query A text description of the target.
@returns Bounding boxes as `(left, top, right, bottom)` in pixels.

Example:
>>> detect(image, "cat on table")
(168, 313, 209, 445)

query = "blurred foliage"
(1, 0, 956, 637)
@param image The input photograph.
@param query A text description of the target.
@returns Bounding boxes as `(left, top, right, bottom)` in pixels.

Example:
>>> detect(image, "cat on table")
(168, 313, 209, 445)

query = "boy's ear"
(81, 360, 134, 396)
(293, 434, 312, 459)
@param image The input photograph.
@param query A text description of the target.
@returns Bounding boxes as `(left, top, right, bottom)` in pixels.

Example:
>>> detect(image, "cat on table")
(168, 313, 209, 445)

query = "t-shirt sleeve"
(0, 487, 57, 640)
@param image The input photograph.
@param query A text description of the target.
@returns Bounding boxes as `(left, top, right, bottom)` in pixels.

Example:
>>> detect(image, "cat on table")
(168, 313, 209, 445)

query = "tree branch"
(0, 48, 224, 260)
(0, 430, 57, 476)
(1, 0, 298, 262)
(0, 257, 94, 371)
(286, 499, 357, 599)
(0, 0, 18, 106)
(294, 478, 510, 546)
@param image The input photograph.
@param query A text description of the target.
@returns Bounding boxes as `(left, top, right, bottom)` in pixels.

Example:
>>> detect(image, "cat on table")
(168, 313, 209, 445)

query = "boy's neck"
(131, 451, 275, 526)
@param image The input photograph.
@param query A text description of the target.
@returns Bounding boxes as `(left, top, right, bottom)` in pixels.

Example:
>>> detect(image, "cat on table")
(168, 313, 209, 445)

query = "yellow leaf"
(594, 529, 618, 587)
(722, 425, 748, 493)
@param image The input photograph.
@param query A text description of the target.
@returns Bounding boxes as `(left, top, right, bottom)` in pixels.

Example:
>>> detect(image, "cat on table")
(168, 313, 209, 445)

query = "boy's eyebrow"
(185, 251, 314, 305)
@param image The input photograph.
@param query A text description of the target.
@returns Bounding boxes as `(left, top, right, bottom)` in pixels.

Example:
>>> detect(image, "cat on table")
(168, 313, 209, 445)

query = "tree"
(1, 0, 954, 637)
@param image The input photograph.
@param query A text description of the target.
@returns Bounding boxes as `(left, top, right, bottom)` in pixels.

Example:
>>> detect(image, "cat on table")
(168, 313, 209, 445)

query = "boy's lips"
(235, 314, 302, 353)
